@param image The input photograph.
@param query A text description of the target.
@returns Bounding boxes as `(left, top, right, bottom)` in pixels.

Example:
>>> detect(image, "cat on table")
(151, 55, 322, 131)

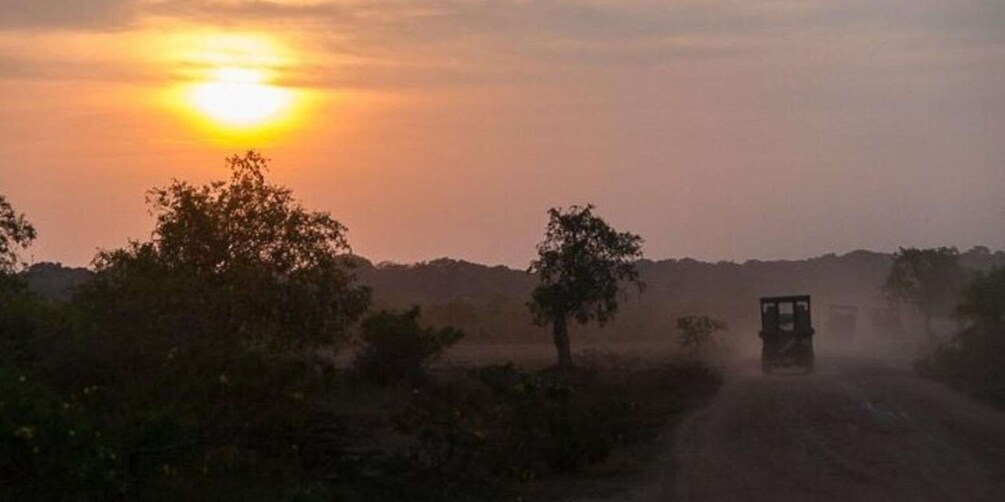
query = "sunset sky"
(1, 0, 1003, 268)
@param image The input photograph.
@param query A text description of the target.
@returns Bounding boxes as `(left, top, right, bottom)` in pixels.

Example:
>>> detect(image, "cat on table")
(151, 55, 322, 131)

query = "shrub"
(397, 363, 631, 486)
(354, 308, 464, 385)
(957, 266, 1005, 323)
(917, 267, 1005, 407)
(676, 315, 728, 358)
(0, 364, 125, 500)
(0, 277, 65, 369)
(917, 323, 1005, 406)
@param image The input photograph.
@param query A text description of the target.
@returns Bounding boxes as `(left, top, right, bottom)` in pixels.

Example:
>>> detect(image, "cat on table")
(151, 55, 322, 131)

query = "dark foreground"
(599, 356, 1005, 502)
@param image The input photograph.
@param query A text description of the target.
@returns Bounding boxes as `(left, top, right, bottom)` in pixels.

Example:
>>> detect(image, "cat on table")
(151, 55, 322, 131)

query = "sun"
(165, 33, 306, 135)
(190, 66, 293, 127)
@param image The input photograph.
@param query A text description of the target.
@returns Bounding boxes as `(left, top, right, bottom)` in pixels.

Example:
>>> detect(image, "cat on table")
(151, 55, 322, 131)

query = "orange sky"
(1, 1, 1004, 267)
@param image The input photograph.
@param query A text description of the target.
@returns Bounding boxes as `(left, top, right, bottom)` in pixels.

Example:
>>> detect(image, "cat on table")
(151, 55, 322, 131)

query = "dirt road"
(614, 356, 1005, 501)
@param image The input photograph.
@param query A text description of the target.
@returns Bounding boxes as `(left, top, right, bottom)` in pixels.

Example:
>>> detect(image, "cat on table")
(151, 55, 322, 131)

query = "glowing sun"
(190, 66, 293, 127)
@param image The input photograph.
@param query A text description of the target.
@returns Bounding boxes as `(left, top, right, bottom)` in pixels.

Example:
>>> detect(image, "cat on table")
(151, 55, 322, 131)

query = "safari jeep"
(759, 295, 815, 374)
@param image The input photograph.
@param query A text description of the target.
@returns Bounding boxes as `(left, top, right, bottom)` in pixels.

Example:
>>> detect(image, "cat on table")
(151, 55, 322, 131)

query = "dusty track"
(609, 356, 1005, 501)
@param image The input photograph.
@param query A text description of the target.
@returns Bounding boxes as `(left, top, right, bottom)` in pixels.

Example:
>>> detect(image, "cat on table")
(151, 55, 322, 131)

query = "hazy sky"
(1, 0, 1003, 268)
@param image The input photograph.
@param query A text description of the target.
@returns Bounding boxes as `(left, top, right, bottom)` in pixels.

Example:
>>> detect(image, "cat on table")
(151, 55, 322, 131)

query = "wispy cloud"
(2, 0, 1003, 88)
(0, 0, 137, 31)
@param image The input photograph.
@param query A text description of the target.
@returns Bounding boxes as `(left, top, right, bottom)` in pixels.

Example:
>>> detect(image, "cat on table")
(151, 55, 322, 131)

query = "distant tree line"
(22, 243, 1005, 351)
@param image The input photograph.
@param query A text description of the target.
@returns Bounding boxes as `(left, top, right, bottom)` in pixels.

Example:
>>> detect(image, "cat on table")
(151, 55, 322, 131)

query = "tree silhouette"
(77, 151, 371, 354)
(0, 194, 36, 274)
(883, 246, 965, 339)
(957, 266, 1005, 325)
(677, 315, 728, 358)
(528, 204, 643, 369)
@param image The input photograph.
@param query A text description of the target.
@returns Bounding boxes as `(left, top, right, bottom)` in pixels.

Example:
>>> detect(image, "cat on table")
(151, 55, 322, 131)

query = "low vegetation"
(917, 266, 1005, 407)
(353, 307, 464, 385)
(676, 315, 727, 353)
(401, 359, 721, 496)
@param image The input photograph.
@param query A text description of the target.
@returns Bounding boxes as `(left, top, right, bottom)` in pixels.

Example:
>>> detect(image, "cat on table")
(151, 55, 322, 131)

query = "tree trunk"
(552, 315, 573, 370)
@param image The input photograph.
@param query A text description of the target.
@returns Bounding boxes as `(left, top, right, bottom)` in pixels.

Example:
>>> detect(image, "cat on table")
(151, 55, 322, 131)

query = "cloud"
(0, 0, 138, 31)
(0, 53, 157, 82)
(3, 0, 1004, 89)
(6, 1, 1005, 46)
(143, 1, 1005, 70)
(140, 0, 778, 83)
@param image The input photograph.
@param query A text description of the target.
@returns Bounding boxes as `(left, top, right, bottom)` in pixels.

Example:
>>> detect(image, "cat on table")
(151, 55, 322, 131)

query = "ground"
(589, 355, 1005, 501)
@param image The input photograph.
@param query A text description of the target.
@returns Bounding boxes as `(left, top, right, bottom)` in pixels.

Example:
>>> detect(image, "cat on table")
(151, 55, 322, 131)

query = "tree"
(0, 194, 36, 274)
(0, 194, 38, 347)
(677, 315, 728, 358)
(957, 267, 1005, 325)
(883, 247, 965, 338)
(75, 151, 371, 360)
(0, 195, 51, 368)
(528, 205, 644, 369)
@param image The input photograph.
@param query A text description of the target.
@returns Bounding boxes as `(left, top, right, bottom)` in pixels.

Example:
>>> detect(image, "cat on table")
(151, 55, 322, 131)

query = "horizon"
(23, 244, 1002, 273)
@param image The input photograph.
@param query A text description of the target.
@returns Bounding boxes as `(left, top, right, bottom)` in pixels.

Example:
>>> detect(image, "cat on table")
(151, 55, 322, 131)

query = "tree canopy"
(957, 266, 1005, 325)
(677, 315, 728, 357)
(883, 246, 965, 334)
(76, 151, 371, 355)
(0, 194, 36, 274)
(528, 204, 643, 368)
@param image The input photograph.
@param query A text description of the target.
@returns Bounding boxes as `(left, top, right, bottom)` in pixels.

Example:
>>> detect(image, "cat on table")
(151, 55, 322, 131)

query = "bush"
(390, 359, 721, 500)
(0, 277, 65, 369)
(957, 266, 1005, 323)
(676, 315, 728, 358)
(354, 307, 464, 385)
(917, 322, 1005, 406)
(397, 363, 633, 486)
(0, 364, 125, 500)
(917, 267, 1005, 407)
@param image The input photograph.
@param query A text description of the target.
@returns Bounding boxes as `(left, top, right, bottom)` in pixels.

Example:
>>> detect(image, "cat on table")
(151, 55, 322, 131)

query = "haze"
(1, 0, 1003, 268)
